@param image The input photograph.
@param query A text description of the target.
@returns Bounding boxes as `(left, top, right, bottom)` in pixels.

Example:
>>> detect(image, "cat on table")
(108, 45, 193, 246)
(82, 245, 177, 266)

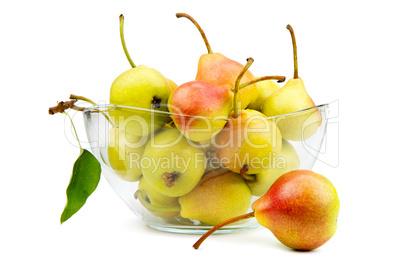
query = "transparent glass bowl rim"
(83, 103, 329, 121)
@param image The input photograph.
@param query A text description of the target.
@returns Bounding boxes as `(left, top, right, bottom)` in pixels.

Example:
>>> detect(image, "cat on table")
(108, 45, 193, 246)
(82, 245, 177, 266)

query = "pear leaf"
(60, 149, 101, 224)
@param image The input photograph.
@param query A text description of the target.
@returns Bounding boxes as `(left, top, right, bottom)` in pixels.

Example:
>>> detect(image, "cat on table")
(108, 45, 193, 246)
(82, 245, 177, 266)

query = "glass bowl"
(83, 104, 329, 234)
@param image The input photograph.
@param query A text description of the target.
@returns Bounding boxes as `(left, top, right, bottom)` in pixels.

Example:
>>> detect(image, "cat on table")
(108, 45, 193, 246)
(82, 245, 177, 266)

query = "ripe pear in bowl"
(213, 58, 283, 175)
(109, 15, 173, 137)
(261, 25, 321, 141)
(108, 127, 148, 182)
(168, 80, 232, 142)
(247, 139, 300, 196)
(215, 109, 282, 174)
(141, 128, 206, 197)
(176, 13, 258, 109)
(194, 170, 340, 251)
(109, 66, 173, 137)
(179, 168, 252, 226)
(247, 78, 281, 111)
(136, 178, 180, 219)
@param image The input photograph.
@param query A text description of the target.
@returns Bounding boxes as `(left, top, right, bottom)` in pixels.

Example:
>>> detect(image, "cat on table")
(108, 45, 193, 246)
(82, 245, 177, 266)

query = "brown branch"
(48, 100, 84, 115)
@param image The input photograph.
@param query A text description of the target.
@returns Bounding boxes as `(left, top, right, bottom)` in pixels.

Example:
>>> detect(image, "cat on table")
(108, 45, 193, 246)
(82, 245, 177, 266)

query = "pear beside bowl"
(83, 104, 329, 234)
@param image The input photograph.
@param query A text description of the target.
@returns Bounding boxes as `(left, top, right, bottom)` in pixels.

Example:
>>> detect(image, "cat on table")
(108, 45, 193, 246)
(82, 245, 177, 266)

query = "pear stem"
(235, 75, 286, 92)
(233, 58, 254, 118)
(176, 13, 213, 54)
(120, 14, 136, 68)
(63, 111, 82, 152)
(240, 165, 256, 181)
(286, 24, 298, 79)
(134, 190, 181, 213)
(193, 212, 255, 249)
(70, 94, 96, 105)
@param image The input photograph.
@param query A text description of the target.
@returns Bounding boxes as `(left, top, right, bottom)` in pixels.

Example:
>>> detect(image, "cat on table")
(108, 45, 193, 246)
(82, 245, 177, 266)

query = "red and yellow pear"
(168, 81, 233, 142)
(214, 58, 284, 175)
(176, 13, 258, 110)
(193, 170, 340, 251)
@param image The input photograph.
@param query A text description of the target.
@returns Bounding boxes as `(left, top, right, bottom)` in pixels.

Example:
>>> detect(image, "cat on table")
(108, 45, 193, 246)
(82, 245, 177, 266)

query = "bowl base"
(145, 218, 259, 234)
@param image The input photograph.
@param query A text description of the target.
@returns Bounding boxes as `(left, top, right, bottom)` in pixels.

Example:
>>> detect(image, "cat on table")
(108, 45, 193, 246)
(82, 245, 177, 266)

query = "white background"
(1, 0, 401, 267)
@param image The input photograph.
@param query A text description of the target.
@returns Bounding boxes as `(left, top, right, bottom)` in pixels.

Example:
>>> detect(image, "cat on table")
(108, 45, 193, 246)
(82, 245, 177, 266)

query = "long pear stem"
(120, 14, 136, 68)
(286, 24, 298, 79)
(233, 58, 254, 118)
(176, 13, 213, 54)
(70, 94, 96, 105)
(63, 111, 82, 151)
(193, 212, 255, 249)
(236, 75, 286, 91)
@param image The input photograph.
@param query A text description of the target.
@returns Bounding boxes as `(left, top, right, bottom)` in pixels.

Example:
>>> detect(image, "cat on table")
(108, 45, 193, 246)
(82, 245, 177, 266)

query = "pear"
(215, 109, 282, 174)
(108, 127, 148, 182)
(176, 13, 258, 110)
(193, 170, 340, 251)
(179, 168, 252, 226)
(135, 179, 181, 218)
(141, 128, 206, 197)
(165, 78, 178, 91)
(246, 139, 300, 196)
(261, 25, 321, 141)
(247, 78, 281, 111)
(109, 15, 173, 136)
(168, 80, 233, 142)
(214, 58, 283, 175)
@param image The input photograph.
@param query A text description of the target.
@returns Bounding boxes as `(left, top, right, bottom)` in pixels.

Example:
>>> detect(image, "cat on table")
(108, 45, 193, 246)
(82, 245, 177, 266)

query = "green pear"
(109, 65, 172, 137)
(261, 25, 321, 141)
(136, 178, 181, 218)
(108, 127, 148, 182)
(247, 78, 281, 111)
(109, 15, 173, 137)
(179, 168, 252, 226)
(246, 139, 300, 196)
(141, 128, 206, 197)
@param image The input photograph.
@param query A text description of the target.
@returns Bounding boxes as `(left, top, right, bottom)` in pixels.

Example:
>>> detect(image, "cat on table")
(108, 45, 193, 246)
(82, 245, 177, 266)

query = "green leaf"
(60, 149, 101, 224)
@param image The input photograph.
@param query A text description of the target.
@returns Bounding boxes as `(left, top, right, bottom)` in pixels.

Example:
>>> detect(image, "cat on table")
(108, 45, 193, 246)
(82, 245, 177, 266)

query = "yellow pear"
(248, 78, 281, 111)
(166, 78, 178, 91)
(261, 25, 321, 141)
(247, 139, 300, 196)
(109, 15, 173, 137)
(179, 168, 252, 226)
(108, 127, 148, 182)
(141, 128, 206, 197)
(136, 179, 180, 218)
